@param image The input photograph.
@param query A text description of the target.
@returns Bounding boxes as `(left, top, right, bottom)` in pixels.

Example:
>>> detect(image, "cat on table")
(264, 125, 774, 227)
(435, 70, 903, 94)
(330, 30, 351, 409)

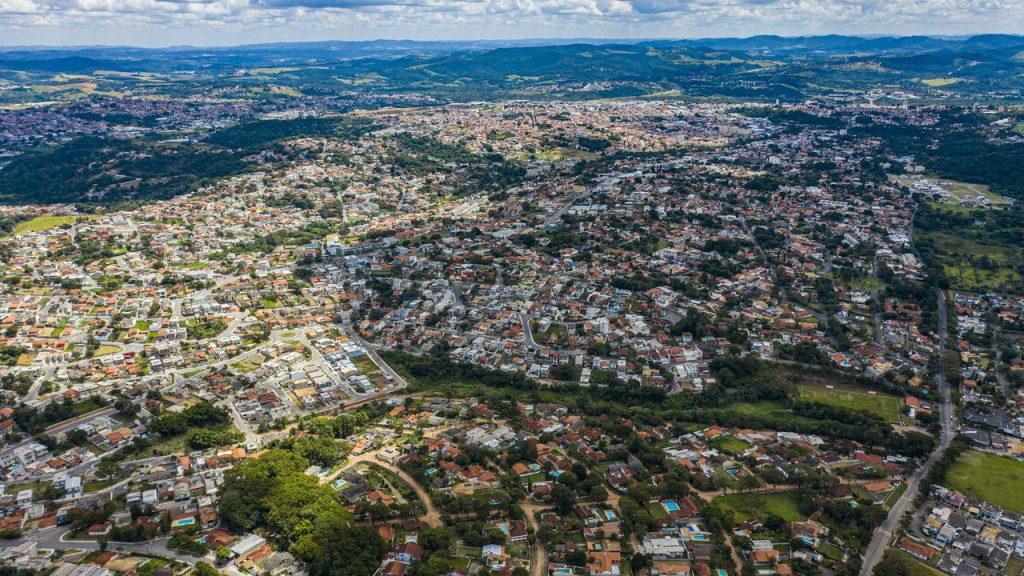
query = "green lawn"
(890, 551, 945, 576)
(883, 482, 908, 510)
(946, 450, 1024, 513)
(712, 491, 804, 523)
(847, 275, 885, 292)
(84, 478, 121, 493)
(647, 502, 669, 520)
(14, 215, 76, 235)
(797, 384, 903, 421)
(51, 317, 70, 338)
(519, 471, 546, 486)
(710, 435, 751, 455)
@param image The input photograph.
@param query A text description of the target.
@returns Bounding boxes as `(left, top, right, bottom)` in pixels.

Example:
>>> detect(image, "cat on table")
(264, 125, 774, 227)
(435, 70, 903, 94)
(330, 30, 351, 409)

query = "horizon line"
(1, 32, 1021, 52)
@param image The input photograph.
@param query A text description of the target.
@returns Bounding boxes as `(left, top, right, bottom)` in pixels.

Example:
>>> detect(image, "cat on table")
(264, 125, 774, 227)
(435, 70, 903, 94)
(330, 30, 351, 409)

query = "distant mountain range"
(1, 34, 1023, 67)
(1, 35, 1022, 101)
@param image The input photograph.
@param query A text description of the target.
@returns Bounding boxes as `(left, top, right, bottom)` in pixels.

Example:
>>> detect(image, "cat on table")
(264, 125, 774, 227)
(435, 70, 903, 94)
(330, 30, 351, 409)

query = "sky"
(0, 0, 1022, 47)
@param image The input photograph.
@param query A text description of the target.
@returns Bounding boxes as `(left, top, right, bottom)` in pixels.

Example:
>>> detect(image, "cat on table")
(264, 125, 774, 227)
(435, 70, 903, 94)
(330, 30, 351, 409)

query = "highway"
(859, 288, 954, 575)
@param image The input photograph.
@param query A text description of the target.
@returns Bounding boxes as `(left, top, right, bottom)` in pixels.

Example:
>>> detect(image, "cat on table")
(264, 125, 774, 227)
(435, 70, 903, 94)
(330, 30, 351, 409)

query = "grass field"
(647, 502, 669, 520)
(90, 344, 122, 357)
(1004, 556, 1024, 576)
(710, 435, 751, 455)
(797, 384, 903, 421)
(920, 77, 962, 87)
(84, 478, 121, 493)
(14, 216, 76, 235)
(847, 275, 885, 292)
(712, 491, 804, 523)
(946, 451, 1024, 513)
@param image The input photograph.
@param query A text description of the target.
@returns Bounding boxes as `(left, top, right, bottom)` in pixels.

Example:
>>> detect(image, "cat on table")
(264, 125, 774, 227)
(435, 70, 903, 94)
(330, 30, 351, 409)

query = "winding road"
(321, 450, 441, 529)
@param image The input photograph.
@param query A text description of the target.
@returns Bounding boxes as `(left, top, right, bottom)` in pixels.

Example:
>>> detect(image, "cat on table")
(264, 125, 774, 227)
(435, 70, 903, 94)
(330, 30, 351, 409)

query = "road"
(519, 502, 548, 576)
(519, 312, 539, 349)
(992, 326, 1010, 397)
(859, 288, 954, 575)
(342, 325, 408, 390)
(322, 451, 441, 528)
(740, 216, 830, 329)
(4, 527, 201, 562)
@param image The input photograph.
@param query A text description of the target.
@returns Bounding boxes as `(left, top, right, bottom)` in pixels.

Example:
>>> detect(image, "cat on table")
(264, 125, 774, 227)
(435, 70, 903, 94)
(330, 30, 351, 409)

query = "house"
(87, 523, 111, 537)
(394, 543, 424, 564)
(482, 544, 509, 570)
(899, 539, 938, 563)
(640, 537, 689, 560)
(508, 520, 528, 543)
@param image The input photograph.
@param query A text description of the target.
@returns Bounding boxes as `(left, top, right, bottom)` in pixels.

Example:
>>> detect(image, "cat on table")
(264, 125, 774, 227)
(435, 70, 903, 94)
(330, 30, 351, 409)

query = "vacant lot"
(797, 384, 903, 421)
(946, 451, 1024, 513)
(91, 344, 122, 358)
(14, 215, 76, 235)
(712, 491, 804, 523)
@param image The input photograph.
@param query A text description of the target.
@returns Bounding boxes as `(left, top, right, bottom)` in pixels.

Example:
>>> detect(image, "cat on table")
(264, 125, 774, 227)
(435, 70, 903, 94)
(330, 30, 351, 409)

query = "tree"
(290, 509, 388, 576)
(194, 562, 222, 576)
(216, 546, 233, 564)
(551, 484, 576, 515)
(95, 459, 121, 479)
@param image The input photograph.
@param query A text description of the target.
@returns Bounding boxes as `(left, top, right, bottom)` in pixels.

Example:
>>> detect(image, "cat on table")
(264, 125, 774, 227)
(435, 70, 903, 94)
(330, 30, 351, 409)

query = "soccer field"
(13, 215, 77, 235)
(797, 384, 903, 421)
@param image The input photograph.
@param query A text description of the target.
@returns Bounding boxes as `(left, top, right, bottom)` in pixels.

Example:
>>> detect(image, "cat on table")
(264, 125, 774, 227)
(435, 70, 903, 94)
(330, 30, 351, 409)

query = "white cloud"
(0, 0, 1020, 45)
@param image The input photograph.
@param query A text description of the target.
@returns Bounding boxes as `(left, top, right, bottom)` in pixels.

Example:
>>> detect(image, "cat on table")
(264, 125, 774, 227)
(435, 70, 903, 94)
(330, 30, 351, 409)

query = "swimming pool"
(663, 501, 680, 512)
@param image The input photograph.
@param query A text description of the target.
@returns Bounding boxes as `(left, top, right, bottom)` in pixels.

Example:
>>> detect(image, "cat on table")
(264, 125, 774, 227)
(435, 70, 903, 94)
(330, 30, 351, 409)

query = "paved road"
(322, 451, 441, 528)
(4, 527, 200, 562)
(342, 325, 408, 391)
(859, 288, 953, 575)
(519, 312, 539, 349)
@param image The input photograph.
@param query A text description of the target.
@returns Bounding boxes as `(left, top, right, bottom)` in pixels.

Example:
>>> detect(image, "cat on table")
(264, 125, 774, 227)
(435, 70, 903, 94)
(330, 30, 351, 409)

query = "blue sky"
(0, 0, 1020, 47)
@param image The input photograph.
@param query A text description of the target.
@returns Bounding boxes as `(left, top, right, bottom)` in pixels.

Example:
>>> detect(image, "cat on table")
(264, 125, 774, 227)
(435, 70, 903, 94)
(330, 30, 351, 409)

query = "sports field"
(946, 451, 1024, 513)
(797, 384, 903, 421)
(14, 216, 76, 235)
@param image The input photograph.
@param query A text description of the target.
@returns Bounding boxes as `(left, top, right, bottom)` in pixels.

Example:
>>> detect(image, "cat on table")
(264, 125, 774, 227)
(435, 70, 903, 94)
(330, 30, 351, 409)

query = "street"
(859, 288, 954, 575)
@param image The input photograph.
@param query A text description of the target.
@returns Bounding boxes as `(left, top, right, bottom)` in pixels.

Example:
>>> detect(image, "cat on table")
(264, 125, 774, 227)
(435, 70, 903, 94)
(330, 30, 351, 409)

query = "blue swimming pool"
(663, 501, 680, 512)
